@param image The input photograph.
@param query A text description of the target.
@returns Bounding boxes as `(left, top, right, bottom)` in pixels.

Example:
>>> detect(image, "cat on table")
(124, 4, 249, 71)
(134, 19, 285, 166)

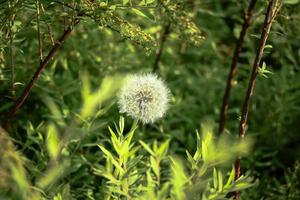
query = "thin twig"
(219, 0, 257, 134)
(71, 0, 77, 28)
(40, 4, 55, 46)
(115, 5, 158, 9)
(63, 1, 66, 31)
(234, 0, 281, 199)
(2, 23, 78, 128)
(36, 0, 43, 62)
(152, 22, 171, 73)
(9, 0, 16, 101)
(46, 23, 55, 46)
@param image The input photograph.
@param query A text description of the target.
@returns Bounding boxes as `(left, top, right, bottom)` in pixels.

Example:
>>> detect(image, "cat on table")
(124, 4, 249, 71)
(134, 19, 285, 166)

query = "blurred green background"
(1, 0, 300, 199)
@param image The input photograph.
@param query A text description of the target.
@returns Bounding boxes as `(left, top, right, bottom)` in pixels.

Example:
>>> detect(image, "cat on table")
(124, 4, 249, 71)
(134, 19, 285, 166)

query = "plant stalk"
(234, 0, 281, 199)
(153, 22, 171, 73)
(219, 0, 257, 134)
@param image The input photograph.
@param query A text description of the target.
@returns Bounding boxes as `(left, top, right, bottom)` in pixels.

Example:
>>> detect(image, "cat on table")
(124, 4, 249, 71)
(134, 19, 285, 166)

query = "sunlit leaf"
(46, 124, 60, 160)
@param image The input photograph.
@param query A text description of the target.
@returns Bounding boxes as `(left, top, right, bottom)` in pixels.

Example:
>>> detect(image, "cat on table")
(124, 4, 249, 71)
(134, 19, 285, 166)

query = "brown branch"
(36, 0, 43, 62)
(219, 0, 257, 134)
(234, 0, 281, 199)
(9, 0, 17, 101)
(2, 23, 78, 129)
(9, 15, 15, 101)
(152, 22, 171, 73)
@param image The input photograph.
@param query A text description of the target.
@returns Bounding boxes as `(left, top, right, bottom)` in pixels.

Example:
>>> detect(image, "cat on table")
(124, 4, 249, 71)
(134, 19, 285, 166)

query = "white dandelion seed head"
(117, 73, 170, 124)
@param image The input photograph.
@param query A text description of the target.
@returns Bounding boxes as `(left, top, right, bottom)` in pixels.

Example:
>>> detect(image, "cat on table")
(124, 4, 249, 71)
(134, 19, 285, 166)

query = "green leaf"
(225, 166, 235, 187)
(109, 5, 117, 10)
(37, 161, 69, 189)
(213, 168, 218, 189)
(80, 75, 124, 118)
(98, 145, 124, 173)
(258, 62, 273, 78)
(11, 165, 29, 195)
(150, 156, 159, 179)
(139, 0, 156, 5)
(201, 124, 213, 163)
(265, 44, 273, 49)
(231, 182, 253, 191)
(46, 124, 60, 160)
(158, 183, 170, 199)
(131, 8, 151, 20)
(139, 140, 155, 156)
(123, 0, 130, 5)
(193, 130, 202, 161)
(230, 176, 257, 192)
(119, 116, 125, 135)
(170, 157, 188, 200)
(284, 0, 299, 4)
(146, 169, 154, 186)
(128, 146, 140, 157)
(218, 170, 223, 192)
(99, 2, 107, 7)
(186, 150, 196, 168)
(94, 166, 120, 184)
(157, 139, 170, 157)
(109, 126, 121, 154)
(125, 126, 136, 148)
(198, 164, 208, 177)
(108, 126, 119, 143)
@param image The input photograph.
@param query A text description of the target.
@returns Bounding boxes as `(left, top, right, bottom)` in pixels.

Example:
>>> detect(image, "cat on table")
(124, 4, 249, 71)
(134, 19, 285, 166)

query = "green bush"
(0, 0, 299, 199)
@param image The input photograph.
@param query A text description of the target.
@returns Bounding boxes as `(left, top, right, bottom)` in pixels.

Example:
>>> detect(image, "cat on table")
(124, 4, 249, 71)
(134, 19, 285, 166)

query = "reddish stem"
(153, 22, 171, 73)
(219, 0, 257, 134)
(234, 0, 280, 199)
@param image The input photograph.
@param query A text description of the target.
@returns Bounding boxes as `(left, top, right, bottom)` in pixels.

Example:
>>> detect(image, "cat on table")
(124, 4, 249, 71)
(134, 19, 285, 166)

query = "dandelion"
(117, 74, 170, 124)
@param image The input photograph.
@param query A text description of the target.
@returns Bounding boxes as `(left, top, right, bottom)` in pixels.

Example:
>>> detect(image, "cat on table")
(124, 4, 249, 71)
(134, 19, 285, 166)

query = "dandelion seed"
(117, 74, 170, 124)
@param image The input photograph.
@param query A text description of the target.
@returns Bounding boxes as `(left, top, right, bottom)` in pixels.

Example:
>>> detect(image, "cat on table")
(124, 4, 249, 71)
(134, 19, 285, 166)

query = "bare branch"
(2, 23, 78, 129)
(219, 0, 257, 134)
(36, 0, 43, 62)
(8, 0, 18, 101)
(234, 0, 281, 199)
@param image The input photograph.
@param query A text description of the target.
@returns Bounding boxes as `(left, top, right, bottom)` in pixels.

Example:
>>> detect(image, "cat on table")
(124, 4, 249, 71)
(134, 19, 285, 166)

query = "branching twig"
(40, 4, 55, 46)
(234, 0, 281, 199)
(46, 23, 55, 46)
(2, 23, 78, 128)
(152, 22, 170, 73)
(219, 0, 257, 134)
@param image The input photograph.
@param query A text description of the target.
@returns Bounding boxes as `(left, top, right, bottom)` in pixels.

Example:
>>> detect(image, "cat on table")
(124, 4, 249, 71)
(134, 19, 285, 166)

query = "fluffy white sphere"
(117, 74, 170, 124)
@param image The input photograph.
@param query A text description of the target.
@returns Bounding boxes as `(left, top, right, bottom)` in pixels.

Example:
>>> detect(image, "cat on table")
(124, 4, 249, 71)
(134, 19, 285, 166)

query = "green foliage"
(0, 0, 300, 199)
(94, 11, 156, 54)
(0, 128, 39, 199)
(159, 0, 205, 46)
(265, 161, 300, 199)
(0, 76, 254, 199)
(94, 117, 254, 200)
